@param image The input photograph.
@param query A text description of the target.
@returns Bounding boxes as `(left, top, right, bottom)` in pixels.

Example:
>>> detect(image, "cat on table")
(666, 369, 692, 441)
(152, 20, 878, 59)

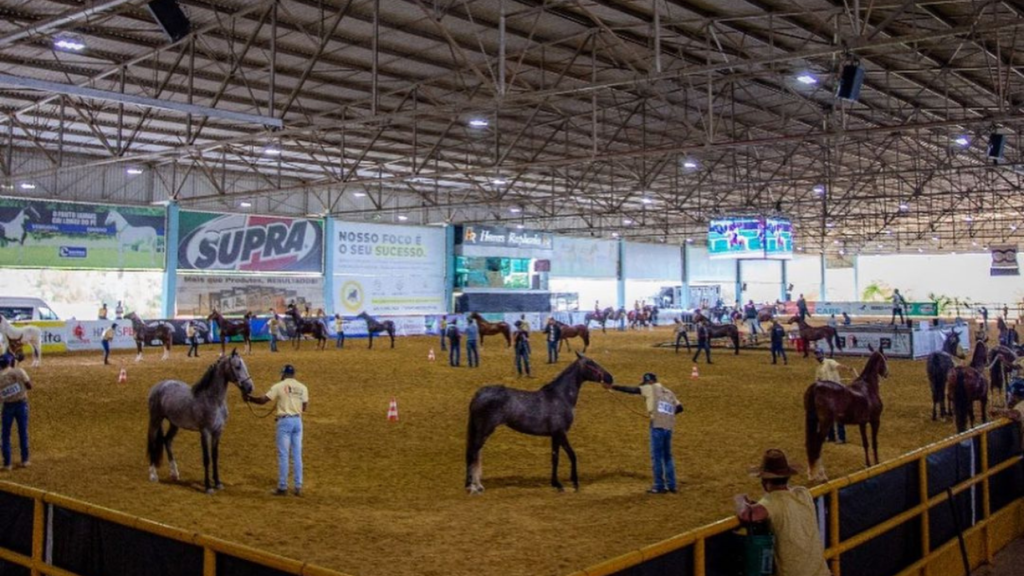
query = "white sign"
(552, 236, 618, 278)
(333, 221, 445, 315)
(65, 321, 137, 351)
(835, 329, 912, 358)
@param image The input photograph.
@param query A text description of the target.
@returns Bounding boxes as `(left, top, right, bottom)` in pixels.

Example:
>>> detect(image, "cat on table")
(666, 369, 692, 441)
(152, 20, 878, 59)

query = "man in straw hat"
(734, 449, 830, 576)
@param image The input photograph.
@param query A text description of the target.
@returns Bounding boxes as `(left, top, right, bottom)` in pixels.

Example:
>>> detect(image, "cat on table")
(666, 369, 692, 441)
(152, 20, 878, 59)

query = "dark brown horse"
(788, 316, 843, 357)
(357, 311, 395, 349)
(206, 310, 252, 355)
(987, 345, 1017, 407)
(946, 339, 990, 433)
(554, 321, 590, 353)
(285, 305, 327, 350)
(465, 353, 613, 494)
(125, 312, 173, 362)
(693, 310, 740, 354)
(925, 330, 963, 420)
(468, 313, 511, 347)
(585, 307, 616, 333)
(805, 346, 889, 482)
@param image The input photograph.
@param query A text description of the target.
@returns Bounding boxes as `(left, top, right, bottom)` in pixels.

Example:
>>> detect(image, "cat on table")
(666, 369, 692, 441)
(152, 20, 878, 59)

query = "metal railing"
(569, 419, 1024, 576)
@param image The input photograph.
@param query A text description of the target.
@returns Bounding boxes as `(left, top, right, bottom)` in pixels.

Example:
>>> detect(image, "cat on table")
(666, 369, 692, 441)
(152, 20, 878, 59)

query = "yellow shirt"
(0, 368, 31, 403)
(266, 378, 308, 417)
(186, 325, 197, 338)
(102, 328, 115, 341)
(816, 359, 842, 383)
(98, 307, 108, 320)
(639, 383, 679, 430)
(759, 487, 831, 576)
(335, 317, 344, 331)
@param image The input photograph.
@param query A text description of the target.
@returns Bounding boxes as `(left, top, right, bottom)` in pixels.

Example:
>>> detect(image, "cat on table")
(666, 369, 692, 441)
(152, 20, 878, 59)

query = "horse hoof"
(205, 488, 215, 495)
(215, 483, 225, 491)
(149, 472, 158, 483)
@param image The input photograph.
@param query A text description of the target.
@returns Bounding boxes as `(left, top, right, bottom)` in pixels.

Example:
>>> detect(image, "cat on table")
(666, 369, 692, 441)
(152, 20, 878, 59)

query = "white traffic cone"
(118, 367, 128, 384)
(690, 365, 699, 380)
(428, 348, 436, 362)
(387, 397, 399, 422)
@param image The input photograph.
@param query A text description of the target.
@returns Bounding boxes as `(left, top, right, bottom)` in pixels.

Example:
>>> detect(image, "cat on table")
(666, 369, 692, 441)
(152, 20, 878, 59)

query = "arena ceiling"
(1, 0, 1024, 255)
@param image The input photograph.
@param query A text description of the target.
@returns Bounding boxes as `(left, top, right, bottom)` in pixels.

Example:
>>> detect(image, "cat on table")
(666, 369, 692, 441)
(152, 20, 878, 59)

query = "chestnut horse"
(468, 313, 511, 347)
(925, 330, 963, 420)
(554, 321, 590, 353)
(805, 346, 889, 482)
(206, 310, 252, 355)
(693, 310, 740, 354)
(788, 316, 843, 357)
(946, 339, 990, 433)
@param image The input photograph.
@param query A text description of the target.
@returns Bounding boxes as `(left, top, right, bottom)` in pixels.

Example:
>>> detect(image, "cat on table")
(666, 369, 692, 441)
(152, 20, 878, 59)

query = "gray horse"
(147, 350, 254, 493)
(465, 353, 613, 494)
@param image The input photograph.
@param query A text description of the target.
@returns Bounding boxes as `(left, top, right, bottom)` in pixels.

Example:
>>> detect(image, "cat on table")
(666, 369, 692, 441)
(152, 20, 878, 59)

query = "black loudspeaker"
(147, 0, 191, 42)
(836, 64, 865, 101)
(987, 134, 1006, 160)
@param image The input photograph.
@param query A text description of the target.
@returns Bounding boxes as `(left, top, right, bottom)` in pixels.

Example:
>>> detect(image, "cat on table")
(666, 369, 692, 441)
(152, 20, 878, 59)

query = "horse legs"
(802, 337, 810, 357)
(165, 424, 180, 481)
(465, 417, 497, 495)
(550, 436, 563, 492)
(559, 433, 579, 492)
(870, 420, 880, 466)
(162, 340, 170, 361)
(367, 332, 374, 349)
(389, 332, 395, 349)
(828, 338, 835, 359)
(200, 430, 213, 494)
(211, 432, 224, 490)
(135, 341, 143, 363)
(858, 424, 870, 468)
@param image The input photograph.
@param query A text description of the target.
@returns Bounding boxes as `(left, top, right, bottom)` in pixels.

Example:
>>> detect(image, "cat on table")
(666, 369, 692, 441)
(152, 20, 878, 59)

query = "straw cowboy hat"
(749, 448, 800, 479)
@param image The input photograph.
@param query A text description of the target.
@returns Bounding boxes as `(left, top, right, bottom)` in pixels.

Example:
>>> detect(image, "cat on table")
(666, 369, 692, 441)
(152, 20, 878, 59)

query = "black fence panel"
(216, 555, 300, 576)
(705, 530, 741, 576)
(839, 519, 921, 576)
(50, 506, 202, 576)
(987, 424, 1024, 513)
(927, 440, 976, 499)
(839, 462, 919, 541)
(455, 292, 551, 313)
(0, 492, 33, 557)
(0, 560, 30, 576)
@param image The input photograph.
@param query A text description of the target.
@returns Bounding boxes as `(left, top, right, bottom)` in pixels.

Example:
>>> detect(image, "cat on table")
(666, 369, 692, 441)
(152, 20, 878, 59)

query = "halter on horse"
(468, 313, 512, 347)
(788, 316, 843, 357)
(805, 346, 889, 482)
(146, 350, 254, 493)
(0, 316, 42, 366)
(925, 330, 963, 420)
(125, 312, 173, 361)
(357, 311, 395, 349)
(207, 310, 253, 355)
(465, 353, 613, 494)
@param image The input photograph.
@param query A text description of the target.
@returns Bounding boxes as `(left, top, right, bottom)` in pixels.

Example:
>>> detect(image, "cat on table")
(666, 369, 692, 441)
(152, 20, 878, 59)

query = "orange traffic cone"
(690, 365, 699, 380)
(428, 348, 436, 362)
(387, 397, 399, 422)
(118, 367, 128, 384)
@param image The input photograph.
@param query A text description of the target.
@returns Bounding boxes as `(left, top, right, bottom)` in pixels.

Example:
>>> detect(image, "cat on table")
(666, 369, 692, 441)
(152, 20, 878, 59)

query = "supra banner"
(0, 198, 165, 269)
(175, 274, 324, 316)
(177, 211, 323, 272)
(333, 221, 445, 315)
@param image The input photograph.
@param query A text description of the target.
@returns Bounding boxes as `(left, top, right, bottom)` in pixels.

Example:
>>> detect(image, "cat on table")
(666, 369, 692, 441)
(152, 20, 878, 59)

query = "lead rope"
(602, 387, 651, 419)
(244, 398, 276, 419)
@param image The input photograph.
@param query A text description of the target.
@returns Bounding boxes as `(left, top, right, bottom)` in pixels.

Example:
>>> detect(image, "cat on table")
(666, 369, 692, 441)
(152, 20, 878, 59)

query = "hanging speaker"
(836, 64, 865, 101)
(987, 133, 1006, 160)
(147, 0, 191, 42)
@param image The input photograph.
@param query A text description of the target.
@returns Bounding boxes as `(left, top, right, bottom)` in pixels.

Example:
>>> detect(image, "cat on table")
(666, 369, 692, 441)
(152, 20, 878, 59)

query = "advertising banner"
(177, 211, 323, 272)
(551, 236, 617, 278)
(175, 274, 324, 316)
(835, 329, 913, 358)
(0, 198, 165, 269)
(65, 321, 143, 351)
(9, 320, 67, 353)
(332, 221, 445, 315)
(456, 224, 553, 250)
(782, 301, 938, 317)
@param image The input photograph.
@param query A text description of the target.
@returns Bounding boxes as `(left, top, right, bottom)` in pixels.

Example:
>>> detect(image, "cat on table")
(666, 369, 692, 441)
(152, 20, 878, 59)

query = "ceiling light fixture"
(515, 224, 525, 229)
(509, 207, 521, 213)
(622, 218, 633, 225)
(954, 136, 970, 147)
(641, 197, 654, 205)
(612, 232, 620, 238)
(19, 182, 35, 190)
(682, 160, 698, 169)
(126, 168, 144, 175)
(491, 178, 507, 186)
(397, 215, 409, 221)
(263, 147, 281, 155)
(898, 203, 909, 211)
(54, 37, 86, 51)
(239, 201, 252, 208)
(468, 118, 489, 128)
(353, 192, 366, 197)
(812, 185, 825, 195)
(796, 74, 817, 85)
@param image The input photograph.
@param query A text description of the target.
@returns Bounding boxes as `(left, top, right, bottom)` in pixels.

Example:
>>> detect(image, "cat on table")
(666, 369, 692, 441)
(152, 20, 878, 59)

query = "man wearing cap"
(246, 365, 309, 496)
(101, 323, 117, 365)
(186, 321, 200, 358)
(606, 373, 683, 494)
(692, 323, 712, 364)
(815, 348, 857, 444)
(0, 354, 32, 472)
(543, 317, 561, 364)
(735, 449, 830, 576)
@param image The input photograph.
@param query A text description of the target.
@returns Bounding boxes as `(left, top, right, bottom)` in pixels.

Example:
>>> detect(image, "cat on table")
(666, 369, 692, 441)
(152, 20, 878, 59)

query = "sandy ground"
(2, 327, 963, 576)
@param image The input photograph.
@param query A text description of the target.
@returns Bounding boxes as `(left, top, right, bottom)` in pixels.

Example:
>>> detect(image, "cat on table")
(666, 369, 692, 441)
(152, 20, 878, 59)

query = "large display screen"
(455, 256, 533, 289)
(708, 216, 792, 259)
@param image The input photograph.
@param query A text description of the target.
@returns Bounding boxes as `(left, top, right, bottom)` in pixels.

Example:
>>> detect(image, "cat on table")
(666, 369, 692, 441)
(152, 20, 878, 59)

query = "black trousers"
(891, 307, 904, 324)
(771, 342, 787, 364)
(675, 331, 691, 353)
(188, 337, 199, 357)
(692, 343, 711, 363)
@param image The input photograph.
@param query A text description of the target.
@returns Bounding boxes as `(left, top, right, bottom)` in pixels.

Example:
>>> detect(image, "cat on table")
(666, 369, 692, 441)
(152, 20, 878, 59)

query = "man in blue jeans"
(1, 353, 32, 471)
(246, 365, 308, 496)
(465, 318, 480, 367)
(606, 373, 683, 493)
(543, 317, 561, 363)
(447, 319, 462, 367)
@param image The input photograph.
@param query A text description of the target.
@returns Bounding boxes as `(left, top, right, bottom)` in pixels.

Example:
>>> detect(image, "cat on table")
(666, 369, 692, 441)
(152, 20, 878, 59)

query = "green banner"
(0, 198, 165, 269)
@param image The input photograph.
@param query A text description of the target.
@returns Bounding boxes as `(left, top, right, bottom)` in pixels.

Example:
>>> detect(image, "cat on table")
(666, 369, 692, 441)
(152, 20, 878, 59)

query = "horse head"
(787, 315, 801, 325)
(941, 330, 962, 357)
(574, 352, 613, 385)
(866, 344, 890, 380)
(222, 349, 254, 396)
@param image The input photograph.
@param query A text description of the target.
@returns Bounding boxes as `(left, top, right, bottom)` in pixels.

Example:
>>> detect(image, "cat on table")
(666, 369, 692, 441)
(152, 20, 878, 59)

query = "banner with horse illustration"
(174, 274, 324, 316)
(332, 221, 446, 315)
(0, 198, 165, 269)
(176, 211, 324, 273)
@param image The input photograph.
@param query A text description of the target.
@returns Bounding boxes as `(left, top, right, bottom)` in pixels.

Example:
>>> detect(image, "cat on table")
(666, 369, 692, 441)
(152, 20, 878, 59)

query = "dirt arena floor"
(5, 327, 967, 576)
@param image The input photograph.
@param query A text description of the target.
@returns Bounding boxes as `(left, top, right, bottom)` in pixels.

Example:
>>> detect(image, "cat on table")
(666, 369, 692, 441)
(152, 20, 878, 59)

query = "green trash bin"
(742, 522, 774, 576)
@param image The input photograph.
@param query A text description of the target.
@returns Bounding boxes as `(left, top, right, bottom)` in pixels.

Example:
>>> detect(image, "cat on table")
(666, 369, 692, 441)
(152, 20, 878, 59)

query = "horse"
(105, 209, 160, 267)
(0, 316, 43, 366)
(125, 312, 173, 361)
(206, 310, 253, 355)
(585, 307, 615, 333)
(804, 346, 889, 482)
(464, 353, 613, 494)
(627, 308, 649, 329)
(925, 330, 963, 420)
(693, 310, 741, 354)
(468, 312, 511, 347)
(357, 311, 395, 349)
(788, 316, 843, 357)
(554, 321, 590, 353)
(757, 305, 777, 330)
(285, 305, 327, 350)
(0, 206, 39, 264)
(946, 339, 990, 433)
(146, 350, 254, 494)
(987, 345, 1018, 407)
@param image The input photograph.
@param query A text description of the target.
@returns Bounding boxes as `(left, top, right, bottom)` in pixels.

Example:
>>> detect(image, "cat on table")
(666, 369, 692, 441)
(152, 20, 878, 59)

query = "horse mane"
(540, 359, 583, 392)
(860, 350, 886, 380)
(191, 360, 224, 395)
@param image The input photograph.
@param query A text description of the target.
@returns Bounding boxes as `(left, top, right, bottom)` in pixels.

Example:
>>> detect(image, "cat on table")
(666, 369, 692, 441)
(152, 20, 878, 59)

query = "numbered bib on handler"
(657, 400, 675, 415)
(1, 383, 23, 400)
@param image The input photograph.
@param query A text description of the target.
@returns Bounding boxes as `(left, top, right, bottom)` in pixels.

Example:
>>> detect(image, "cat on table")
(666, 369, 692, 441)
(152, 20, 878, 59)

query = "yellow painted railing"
(570, 419, 1024, 576)
(0, 481, 353, 576)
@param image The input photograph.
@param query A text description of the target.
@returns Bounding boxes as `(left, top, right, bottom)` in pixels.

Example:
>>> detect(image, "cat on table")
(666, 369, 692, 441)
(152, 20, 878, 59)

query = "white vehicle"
(0, 297, 60, 322)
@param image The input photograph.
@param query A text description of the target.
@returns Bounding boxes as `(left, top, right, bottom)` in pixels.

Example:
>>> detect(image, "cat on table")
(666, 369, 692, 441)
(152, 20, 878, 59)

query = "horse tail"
(926, 354, 949, 405)
(502, 324, 511, 347)
(952, 369, 970, 432)
(990, 358, 1004, 393)
(580, 326, 590, 351)
(804, 385, 823, 476)
(732, 327, 740, 354)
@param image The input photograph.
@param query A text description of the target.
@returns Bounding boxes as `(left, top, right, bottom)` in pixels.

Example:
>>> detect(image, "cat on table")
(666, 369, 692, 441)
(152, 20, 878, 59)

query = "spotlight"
(397, 215, 409, 221)
(509, 207, 521, 213)
(126, 168, 144, 175)
(622, 218, 633, 225)
(491, 178, 507, 186)
(468, 118, 489, 128)
(263, 147, 281, 156)
(898, 203, 909, 212)
(515, 224, 525, 229)
(54, 37, 86, 51)
(19, 183, 35, 190)
(682, 160, 698, 169)
(239, 201, 252, 208)
(353, 192, 366, 197)
(813, 185, 825, 195)
(641, 197, 654, 205)
(954, 136, 970, 147)
(797, 74, 817, 85)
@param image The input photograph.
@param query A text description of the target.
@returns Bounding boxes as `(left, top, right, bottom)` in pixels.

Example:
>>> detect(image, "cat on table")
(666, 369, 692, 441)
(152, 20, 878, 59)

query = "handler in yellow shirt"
(247, 365, 308, 496)
(814, 348, 858, 443)
(334, 314, 345, 349)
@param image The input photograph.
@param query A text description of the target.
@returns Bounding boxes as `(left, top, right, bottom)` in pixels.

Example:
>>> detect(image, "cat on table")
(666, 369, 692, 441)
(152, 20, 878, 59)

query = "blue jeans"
(771, 342, 787, 364)
(269, 334, 278, 352)
(336, 331, 344, 348)
(466, 341, 479, 367)
(547, 340, 558, 363)
(449, 341, 461, 366)
(2, 401, 29, 467)
(515, 349, 531, 376)
(650, 426, 676, 491)
(102, 340, 111, 364)
(440, 330, 447, 351)
(275, 417, 303, 490)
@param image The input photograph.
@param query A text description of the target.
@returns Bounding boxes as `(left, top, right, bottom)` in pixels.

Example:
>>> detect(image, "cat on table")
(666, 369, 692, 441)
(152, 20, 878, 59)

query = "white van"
(0, 297, 60, 321)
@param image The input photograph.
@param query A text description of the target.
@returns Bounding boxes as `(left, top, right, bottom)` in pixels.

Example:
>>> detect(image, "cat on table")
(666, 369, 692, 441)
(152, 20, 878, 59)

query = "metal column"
(735, 260, 743, 304)
(160, 201, 179, 318)
(680, 243, 690, 309)
(780, 259, 789, 302)
(444, 225, 456, 313)
(323, 217, 336, 314)
(819, 253, 828, 300)
(616, 238, 626, 309)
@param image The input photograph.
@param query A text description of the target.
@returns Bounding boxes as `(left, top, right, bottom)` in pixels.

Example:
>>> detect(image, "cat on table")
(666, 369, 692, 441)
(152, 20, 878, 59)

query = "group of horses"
(466, 313, 590, 352)
(583, 306, 659, 332)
